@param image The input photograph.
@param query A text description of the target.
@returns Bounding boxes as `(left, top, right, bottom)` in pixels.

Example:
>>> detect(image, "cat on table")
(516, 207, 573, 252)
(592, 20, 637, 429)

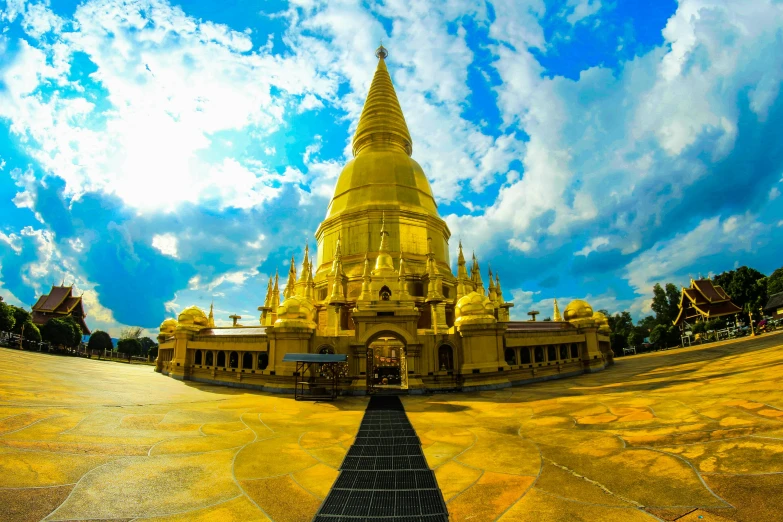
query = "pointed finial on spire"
(376, 43, 388, 60)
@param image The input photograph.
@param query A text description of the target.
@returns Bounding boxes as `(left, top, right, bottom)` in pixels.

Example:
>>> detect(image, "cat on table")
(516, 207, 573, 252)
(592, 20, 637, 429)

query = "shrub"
(87, 331, 113, 352)
(117, 338, 143, 357)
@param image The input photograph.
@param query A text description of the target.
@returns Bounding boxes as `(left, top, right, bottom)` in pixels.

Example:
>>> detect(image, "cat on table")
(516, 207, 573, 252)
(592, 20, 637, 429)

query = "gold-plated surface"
(317, 46, 449, 282)
(177, 306, 208, 331)
(563, 299, 593, 321)
(352, 49, 412, 157)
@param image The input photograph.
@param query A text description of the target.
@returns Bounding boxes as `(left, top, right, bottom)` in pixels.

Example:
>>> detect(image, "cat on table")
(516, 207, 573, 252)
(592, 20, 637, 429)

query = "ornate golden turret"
(359, 251, 373, 301)
(208, 301, 215, 327)
(284, 257, 296, 299)
(271, 270, 280, 313)
(472, 253, 485, 296)
(330, 237, 346, 302)
(298, 244, 310, 284)
(398, 257, 410, 299)
(553, 298, 562, 321)
(488, 266, 497, 304)
(352, 45, 412, 157)
(373, 213, 396, 276)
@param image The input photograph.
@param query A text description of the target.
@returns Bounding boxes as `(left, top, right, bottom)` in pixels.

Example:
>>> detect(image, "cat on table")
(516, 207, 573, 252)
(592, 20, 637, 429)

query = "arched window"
(194, 350, 202, 365)
(520, 348, 531, 364)
(229, 351, 238, 368)
(242, 352, 252, 369)
(318, 346, 335, 354)
(206, 351, 214, 366)
(379, 285, 392, 300)
(547, 345, 557, 361)
(217, 351, 226, 367)
(437, 344, 453, 371)
(258, 352, 269, 370)
(534, 346, 544, 363)
(560, 344, 568, 360)
(571, 343, 580, 358)
(504, 348, 516, 366)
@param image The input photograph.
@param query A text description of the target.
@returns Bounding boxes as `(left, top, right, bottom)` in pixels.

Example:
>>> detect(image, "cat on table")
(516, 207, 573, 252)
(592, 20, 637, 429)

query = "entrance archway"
(366, 331, 408, 391)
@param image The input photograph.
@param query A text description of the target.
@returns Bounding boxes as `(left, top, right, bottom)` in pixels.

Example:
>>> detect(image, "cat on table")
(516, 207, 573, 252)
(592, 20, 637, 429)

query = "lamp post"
(748, 307, 755, 337)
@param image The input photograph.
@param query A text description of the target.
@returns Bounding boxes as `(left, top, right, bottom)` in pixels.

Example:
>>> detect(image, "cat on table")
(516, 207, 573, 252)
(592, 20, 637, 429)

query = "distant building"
(763, 292, 783, 320)
(673, 279, 742, 327)
(31, 285, 90, 334)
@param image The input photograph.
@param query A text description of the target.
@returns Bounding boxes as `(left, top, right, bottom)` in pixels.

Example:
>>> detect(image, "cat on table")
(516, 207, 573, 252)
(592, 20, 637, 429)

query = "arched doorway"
(437, 344, 453, 371)
(366, 333, 408, 391)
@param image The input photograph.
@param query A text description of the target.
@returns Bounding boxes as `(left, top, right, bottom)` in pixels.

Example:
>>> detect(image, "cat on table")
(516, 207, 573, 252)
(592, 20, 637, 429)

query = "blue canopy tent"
(282, 353, 348, 401)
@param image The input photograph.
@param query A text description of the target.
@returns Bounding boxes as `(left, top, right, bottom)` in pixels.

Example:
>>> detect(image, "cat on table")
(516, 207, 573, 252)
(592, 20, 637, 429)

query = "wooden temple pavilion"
(673, 278, 742, 327)
(31, 285, 90, 334)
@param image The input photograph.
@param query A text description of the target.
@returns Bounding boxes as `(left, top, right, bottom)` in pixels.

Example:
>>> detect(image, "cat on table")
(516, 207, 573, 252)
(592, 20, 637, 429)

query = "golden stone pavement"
(1, 333, 782, 522)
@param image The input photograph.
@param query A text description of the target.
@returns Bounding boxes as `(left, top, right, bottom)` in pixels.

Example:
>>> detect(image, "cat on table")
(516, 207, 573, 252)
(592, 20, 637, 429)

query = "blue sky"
(1, 0, 782, 335)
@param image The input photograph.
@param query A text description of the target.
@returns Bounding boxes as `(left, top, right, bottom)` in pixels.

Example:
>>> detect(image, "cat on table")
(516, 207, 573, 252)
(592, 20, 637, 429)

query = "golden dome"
(564, 300, 593, 321)
(274, 295, 316, 329)
(454, 291, 496, 326)
(593, 311, 611, 334)
(177, 306, 209, 331)
(324, 49, 438, 221)
(157, 318, 178, 340)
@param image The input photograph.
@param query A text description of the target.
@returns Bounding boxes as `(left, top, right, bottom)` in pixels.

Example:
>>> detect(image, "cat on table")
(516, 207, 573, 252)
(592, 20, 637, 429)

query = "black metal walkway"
(313, 396, 449, 522)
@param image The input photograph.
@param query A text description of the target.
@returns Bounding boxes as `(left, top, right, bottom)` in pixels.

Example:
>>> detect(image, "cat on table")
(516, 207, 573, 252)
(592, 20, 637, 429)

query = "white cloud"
(0, 0, 338, 212)
(770, 187, 780, 201)
(151, 233, 179, 258)
(508, 238, 533, 253)
(624, 213, 763, 296)
(575, 236, 610, 257)
(0, 231, 22, 253)
(563, 0, 602, 25)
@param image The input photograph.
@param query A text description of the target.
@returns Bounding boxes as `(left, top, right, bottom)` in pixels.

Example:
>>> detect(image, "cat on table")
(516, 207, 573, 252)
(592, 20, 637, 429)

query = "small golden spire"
(285, 255, 297, 299)
(272, 270, 280, 311)
(553, 298, 562, 321)
(374, 212, 395, 274)
(208, 301, 215, 327)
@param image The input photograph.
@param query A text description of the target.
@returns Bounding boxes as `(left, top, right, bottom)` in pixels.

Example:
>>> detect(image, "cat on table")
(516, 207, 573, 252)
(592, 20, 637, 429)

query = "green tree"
(713, 266, 768, 311)
(649, 324, 669, 348)
(139, 337, 157, 355)
(768, 267, 783, 296)
(120, 326, 143, 340)
(651, 283, 681, 325)
(627, 331, 643, 348)
(10, 306, 31, 334)
(61, 316, 84, 347)
(665, 283, 681, 323)
(692, 322, 707, 335)
(41, 318, 77, 347)
(0, 301, 15, 332)
(651, 284, 669, 324)
(87, 330, 113, 352)
(608, 311, 634, 334)
(637, 315, 657, 336)
(22, 322, 41, 342)
(118, 338, 142, 357)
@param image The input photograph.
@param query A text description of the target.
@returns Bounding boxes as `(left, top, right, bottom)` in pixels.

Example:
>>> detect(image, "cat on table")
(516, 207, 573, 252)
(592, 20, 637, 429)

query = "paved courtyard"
(1, 333, 782, 521)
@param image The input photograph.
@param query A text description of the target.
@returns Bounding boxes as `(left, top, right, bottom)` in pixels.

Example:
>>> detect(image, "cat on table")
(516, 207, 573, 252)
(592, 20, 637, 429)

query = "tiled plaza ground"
(1, 333, 782, 521)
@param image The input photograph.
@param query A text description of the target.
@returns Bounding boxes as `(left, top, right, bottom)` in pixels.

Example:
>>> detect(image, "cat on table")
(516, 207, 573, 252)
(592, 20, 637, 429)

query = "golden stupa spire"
(263, 277, 273, 308)
(553, 298, 562, 321)
(352, 45, 412, 157)
(208, 301, 215, 327)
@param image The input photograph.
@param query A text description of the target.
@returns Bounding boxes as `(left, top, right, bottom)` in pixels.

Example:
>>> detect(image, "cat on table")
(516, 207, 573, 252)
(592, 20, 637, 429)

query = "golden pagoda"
(155, 46, 613, 393)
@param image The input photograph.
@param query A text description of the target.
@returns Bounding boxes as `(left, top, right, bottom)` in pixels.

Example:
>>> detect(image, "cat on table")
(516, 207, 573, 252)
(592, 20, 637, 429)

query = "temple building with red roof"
(673, 278, 742, 327)
(31, 285, 90, 334)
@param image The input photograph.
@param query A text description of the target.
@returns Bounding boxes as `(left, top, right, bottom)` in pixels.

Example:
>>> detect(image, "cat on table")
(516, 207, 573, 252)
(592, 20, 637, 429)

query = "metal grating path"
(313, 396, 449, 522)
